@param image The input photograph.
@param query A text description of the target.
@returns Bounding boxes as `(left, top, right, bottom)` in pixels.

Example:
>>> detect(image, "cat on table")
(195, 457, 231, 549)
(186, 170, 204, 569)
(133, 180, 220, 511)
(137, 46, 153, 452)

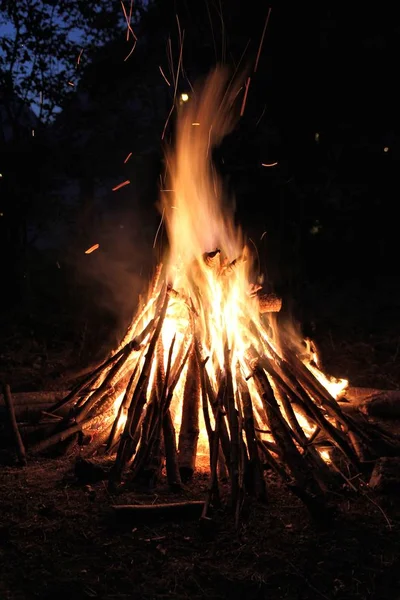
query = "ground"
(0, 458, 399, 600)
(1, 276, 400, 600)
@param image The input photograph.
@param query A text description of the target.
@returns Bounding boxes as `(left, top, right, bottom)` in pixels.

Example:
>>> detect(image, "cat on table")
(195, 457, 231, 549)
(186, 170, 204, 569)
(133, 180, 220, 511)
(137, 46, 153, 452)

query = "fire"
(110, 69, 347, 467)
(37, 68, 390, 515)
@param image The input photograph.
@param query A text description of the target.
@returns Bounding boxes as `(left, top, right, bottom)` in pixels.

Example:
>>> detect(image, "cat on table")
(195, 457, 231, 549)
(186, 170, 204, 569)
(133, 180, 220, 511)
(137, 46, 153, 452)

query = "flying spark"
(261, 161, 278, 167)
(112, 180, 131, 191)
(85, 244, 100, 254)
(254, 7, 272, 73)
(240, 77, 251, 117)
(159, 65, 171, 86)
(124, 152, 133, 164)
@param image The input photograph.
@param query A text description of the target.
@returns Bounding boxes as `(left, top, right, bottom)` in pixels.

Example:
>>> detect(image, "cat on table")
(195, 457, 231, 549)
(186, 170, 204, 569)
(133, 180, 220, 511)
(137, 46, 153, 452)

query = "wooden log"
(109, 288, 170, 487)
(178, 346, 200, 482)
(258, 355, 360, 468)
(203, 248, 221, 269)
(202, 400, 222, 519)
(258, 293, 282, 314)
(253, 366, 323, 498)
(237, 375, 267, 501)
(0, 402, 70, 422)
(114, 263, 162, 352)
(0, 390, 70, 407)
(224, 349, 239, 511)
(358, 391, 400, 418)
(29, 417, 90, 454)
(105, 358, 142, 453)
(273, 384, 334, 488)
(1, 384, 27, 465)
(163, 410, 182, 490)
(75, 345, 133, 423)
(204, 369, 231, 468)
(111, 501, 205, 521)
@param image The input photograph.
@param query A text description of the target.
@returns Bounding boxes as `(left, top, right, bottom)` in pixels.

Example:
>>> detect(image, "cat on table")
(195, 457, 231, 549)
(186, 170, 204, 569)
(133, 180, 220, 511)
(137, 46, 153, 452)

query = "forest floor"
(1, 274, 400, 600)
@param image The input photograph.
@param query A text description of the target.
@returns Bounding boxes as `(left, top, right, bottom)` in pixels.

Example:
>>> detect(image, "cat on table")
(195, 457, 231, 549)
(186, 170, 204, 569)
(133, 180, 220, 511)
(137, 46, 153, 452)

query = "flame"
(106, 68, 349, 468)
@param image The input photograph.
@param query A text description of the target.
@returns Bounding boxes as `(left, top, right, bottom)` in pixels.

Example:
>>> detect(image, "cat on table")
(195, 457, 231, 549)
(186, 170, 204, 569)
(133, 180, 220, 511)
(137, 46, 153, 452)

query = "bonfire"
(29, 68, 399, 521)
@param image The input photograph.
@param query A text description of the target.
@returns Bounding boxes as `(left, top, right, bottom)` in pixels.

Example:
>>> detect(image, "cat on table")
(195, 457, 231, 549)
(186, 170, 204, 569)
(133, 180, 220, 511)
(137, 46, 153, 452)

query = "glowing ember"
(85, 243, 100, 254)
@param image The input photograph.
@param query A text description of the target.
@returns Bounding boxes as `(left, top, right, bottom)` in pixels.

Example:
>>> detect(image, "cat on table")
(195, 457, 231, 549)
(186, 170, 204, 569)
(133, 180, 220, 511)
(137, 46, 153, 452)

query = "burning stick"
(236, 372, 267, 501)
(109, 287, 170, 488)
(163, 409, 182, 490)
(223, 347, 240, 512)
(178, 345, 200, 482)
(258, 293, 282, 314)
(202, 390, 223, 520)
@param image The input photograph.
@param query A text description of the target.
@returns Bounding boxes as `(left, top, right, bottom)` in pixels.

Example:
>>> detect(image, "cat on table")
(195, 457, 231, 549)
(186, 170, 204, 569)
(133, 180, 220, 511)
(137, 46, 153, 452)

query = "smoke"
(70, 192, 160, 354)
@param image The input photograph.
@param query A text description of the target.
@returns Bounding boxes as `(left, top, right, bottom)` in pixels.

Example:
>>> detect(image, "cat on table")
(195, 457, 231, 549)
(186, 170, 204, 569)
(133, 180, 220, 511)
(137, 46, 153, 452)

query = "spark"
(192, 122, 200, 126)
(254, 7, 272, 73)
(128, 0, 134, 39)
(159, 65, 171, 86)
(260, 231, 267, 241)
(180, 92, 189, 102)
(124, 152, 133, 164)
(121, 0, 137, 41)
(256, 104, 267, 126)
(124, 39, 137, 62)
(112, 180, 130, 191)
(162, 30, 185, 140)
(261, 161, 278, 167)
(384, 146, 389, 152)
(240, 77, 251, 117)
(153, 208, 165, 248)
(77, 48, 84, 65)
(167, 37, 175, 88)
(67, 81, 75, 87)
(85, 244, 100, 254)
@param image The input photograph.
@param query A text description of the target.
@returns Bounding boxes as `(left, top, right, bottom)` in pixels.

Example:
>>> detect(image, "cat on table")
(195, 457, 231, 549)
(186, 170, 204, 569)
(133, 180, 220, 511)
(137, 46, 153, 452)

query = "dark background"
(1, 2, 399, 389)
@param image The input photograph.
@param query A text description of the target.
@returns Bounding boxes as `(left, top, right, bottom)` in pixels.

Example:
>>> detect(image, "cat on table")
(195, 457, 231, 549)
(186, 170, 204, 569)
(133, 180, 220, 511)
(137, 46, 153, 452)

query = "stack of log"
(2, 275, 400, 524)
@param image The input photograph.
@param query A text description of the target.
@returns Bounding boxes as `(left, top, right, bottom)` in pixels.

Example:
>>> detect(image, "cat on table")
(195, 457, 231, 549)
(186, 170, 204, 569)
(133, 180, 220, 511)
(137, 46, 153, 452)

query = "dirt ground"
(0, 456, 399, 600)
(1, 275, 400, 600)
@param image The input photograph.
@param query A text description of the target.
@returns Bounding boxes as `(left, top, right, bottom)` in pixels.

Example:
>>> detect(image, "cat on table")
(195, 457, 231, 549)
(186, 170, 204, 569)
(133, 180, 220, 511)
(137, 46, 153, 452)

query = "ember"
(31, 68, 400, 522)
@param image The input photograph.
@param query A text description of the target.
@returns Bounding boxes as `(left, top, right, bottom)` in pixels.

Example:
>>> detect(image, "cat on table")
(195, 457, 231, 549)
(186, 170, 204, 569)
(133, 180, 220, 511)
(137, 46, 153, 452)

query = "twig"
(2, 383, 27, 465)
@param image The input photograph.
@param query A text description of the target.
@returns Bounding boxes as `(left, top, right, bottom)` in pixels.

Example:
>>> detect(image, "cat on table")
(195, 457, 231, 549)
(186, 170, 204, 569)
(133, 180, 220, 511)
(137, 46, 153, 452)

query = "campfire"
(29, 68, 399, 520)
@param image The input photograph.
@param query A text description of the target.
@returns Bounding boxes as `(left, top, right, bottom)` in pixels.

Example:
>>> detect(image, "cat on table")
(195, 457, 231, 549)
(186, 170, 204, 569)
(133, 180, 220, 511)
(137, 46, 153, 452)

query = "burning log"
(0, 390, 70, 407)
(258, 293, 282, 314)
(163, 409, 182, 490)
(237, 376, 267, 501)
(178, 346, 200, 481)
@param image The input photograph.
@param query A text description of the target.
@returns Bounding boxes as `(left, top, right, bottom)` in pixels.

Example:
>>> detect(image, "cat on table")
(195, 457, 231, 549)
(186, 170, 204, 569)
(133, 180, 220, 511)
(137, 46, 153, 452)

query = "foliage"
(0, 0, 126, 125)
